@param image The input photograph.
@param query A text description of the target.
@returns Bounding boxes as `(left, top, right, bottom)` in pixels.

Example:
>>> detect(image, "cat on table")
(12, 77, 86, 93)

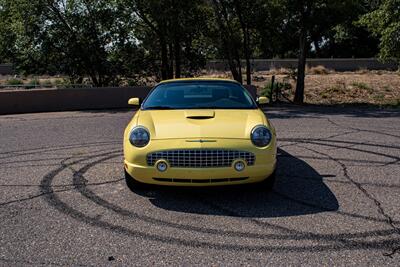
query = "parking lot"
(0, 105, 399, 266)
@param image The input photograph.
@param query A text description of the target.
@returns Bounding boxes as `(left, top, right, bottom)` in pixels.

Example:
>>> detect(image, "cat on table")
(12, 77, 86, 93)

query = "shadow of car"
(131, 148, 339, 218)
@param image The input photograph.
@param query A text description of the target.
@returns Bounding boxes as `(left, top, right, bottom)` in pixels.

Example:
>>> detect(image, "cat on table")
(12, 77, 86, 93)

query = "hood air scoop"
(185, 110, 215, 119)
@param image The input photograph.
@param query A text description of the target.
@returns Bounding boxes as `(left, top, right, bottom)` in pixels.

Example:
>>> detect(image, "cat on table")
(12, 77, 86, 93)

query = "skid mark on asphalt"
(31, 147, 400, 254)
(299, 144, 400, 257)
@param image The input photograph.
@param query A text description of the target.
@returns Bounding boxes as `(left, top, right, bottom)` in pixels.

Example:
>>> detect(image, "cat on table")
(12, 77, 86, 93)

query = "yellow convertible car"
(123, 78, 277, 189)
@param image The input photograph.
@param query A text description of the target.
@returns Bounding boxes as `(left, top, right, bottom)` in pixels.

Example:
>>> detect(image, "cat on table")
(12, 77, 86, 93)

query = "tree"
(1, 0, 385, 87)
(211, 0, 264, 84)
(283, 0, 352, 104)
(0, 0, 14, 63)
(0, 0, 47, 72)
(360, 0, 400, 63)
(132, 0, 210, 80)
(211, 0, 242, 83)
(0, 0, 150, 86)
(232, 0, 257, 85)
(308, 1, 380, 58)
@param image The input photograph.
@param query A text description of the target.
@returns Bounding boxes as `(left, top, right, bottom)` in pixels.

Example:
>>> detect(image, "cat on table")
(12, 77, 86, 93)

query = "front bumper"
(124, 138, 276, 186)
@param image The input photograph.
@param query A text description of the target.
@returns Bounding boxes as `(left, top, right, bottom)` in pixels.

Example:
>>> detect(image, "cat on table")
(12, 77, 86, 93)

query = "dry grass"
(199, 69, 400, 107)
(0, 75, 67, 88)
(307, 65, 330, 75)
(303, 72, 400, 106)
(2, 70, 400, 107)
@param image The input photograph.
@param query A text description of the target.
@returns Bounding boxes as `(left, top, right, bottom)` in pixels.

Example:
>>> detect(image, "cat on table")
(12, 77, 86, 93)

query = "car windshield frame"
(141, 81, 258, 110)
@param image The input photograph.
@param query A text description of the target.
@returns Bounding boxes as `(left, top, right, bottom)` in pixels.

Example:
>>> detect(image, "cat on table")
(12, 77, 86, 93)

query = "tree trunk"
(294, 28, 308, 104)
(244, 28, 251, 85)
(160, 37, 169, 80)
(168, 43, 174, 79)
(235, 56, 243, 84)
(212, 0, 242, 84)
(174, 37, 181, 78)
(233, 0, 251, 85)
(227, 62, 239, 82)
(313, 38, 321, 58)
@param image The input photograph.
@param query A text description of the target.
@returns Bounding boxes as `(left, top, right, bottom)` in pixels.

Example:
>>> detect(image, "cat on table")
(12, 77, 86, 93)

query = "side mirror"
(128, 98, 140, 106)
(257, 96, 269, 105)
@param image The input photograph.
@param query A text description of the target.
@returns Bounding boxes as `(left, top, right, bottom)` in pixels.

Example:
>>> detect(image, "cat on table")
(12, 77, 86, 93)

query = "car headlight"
(129, 126, 150, 147)
(251, 125, 272, 147)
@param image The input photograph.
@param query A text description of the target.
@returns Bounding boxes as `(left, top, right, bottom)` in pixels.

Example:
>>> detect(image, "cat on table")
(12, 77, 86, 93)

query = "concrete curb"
(0, 85, 257, 115)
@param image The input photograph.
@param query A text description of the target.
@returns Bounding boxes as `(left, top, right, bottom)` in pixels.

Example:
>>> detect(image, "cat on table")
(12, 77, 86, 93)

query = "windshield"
(142, 81, 257, 110)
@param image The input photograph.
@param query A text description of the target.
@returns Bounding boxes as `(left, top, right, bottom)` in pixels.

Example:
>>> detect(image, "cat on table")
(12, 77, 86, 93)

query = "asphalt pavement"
(0, 105, 399, 266)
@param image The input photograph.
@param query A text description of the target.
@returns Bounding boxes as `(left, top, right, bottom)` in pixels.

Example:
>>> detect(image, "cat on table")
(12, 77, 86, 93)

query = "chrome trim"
(147, 149, 255, 168)
(251, 125, 272, 147)
(129, 126, 150, 147)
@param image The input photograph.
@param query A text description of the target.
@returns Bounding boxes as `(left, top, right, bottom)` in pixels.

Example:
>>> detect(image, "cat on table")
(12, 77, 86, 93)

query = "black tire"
(255, 169, 276, 191)
(125, 169, 147, 191)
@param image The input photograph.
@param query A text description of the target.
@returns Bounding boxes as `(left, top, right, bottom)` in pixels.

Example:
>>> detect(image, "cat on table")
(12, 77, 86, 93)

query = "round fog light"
(234, 161, 245, 172)
(156, 161, 168, 172)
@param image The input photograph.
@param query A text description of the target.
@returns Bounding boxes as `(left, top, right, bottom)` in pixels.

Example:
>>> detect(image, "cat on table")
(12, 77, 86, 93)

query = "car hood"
(136, 109, 268, 140)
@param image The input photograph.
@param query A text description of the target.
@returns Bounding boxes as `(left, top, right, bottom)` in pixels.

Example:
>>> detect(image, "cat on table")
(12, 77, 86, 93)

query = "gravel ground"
(0, 105, 399, 266)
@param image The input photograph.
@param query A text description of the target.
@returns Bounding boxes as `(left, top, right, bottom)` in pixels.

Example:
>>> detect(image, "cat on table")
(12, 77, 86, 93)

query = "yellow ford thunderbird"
(123, 78, 277, 189)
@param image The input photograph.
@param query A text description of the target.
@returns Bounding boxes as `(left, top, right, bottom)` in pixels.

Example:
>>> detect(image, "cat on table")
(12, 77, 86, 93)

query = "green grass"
(373, 94, 385, 101)
(5, 78, 23, 86)
(351, 82, 374, 93)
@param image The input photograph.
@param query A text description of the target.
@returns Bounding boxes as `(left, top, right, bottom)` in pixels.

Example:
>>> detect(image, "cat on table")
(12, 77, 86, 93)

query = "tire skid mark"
(0, 141, 120, 160)
(69, 154, 301, 241)
(300, 145, 400, 257)
(0, 149, 121, 207)
(279, 138, 400, 151)
(326, 117, 400, 139)
(36, 149, 400, 253)
(280, 138, 400, 167)
(39, 154, 400, 252)
(70, 150, 400, 242)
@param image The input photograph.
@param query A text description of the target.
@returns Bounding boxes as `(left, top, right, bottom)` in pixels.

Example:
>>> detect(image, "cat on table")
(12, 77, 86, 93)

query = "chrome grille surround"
(147, 149, 255, 168)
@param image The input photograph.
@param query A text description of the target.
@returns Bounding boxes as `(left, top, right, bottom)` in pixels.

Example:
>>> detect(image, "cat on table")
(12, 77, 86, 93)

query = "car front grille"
(146, 149, 255, 168)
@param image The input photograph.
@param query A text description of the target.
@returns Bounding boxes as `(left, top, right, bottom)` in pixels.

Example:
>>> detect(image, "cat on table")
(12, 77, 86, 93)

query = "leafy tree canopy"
(360, 0, 400, 62)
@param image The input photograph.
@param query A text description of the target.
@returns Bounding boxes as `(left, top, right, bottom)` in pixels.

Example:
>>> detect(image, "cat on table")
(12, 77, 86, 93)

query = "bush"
(261, 80, 292, 100)
(351, 82, 373, 93)
(308, 65, 329, 75)
(40, 79, 53, 88)
(54, 78, 72, 88)
(25, 78, 40, 89)
(327, 81, 346, 94)
(5, 78, 23, 86)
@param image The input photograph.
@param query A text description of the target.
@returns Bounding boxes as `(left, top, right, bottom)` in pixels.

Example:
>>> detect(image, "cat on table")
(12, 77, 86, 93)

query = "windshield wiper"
(144, 106, 174, 110)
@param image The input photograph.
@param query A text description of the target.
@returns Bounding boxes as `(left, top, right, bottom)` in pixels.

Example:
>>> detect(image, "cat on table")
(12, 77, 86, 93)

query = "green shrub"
(127, 79, 140, 86)
(260, 80, 292, 100)
(390, 99, 400, 108)
(6, 78, 23, 86)
(25, 78, 40, 89)
(54, 79, 71, 88)
(351, 82, 373, 92)
(373, 94, 384, 101)
(41, 79, 53, 87)
(328, 81, 346, 94)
